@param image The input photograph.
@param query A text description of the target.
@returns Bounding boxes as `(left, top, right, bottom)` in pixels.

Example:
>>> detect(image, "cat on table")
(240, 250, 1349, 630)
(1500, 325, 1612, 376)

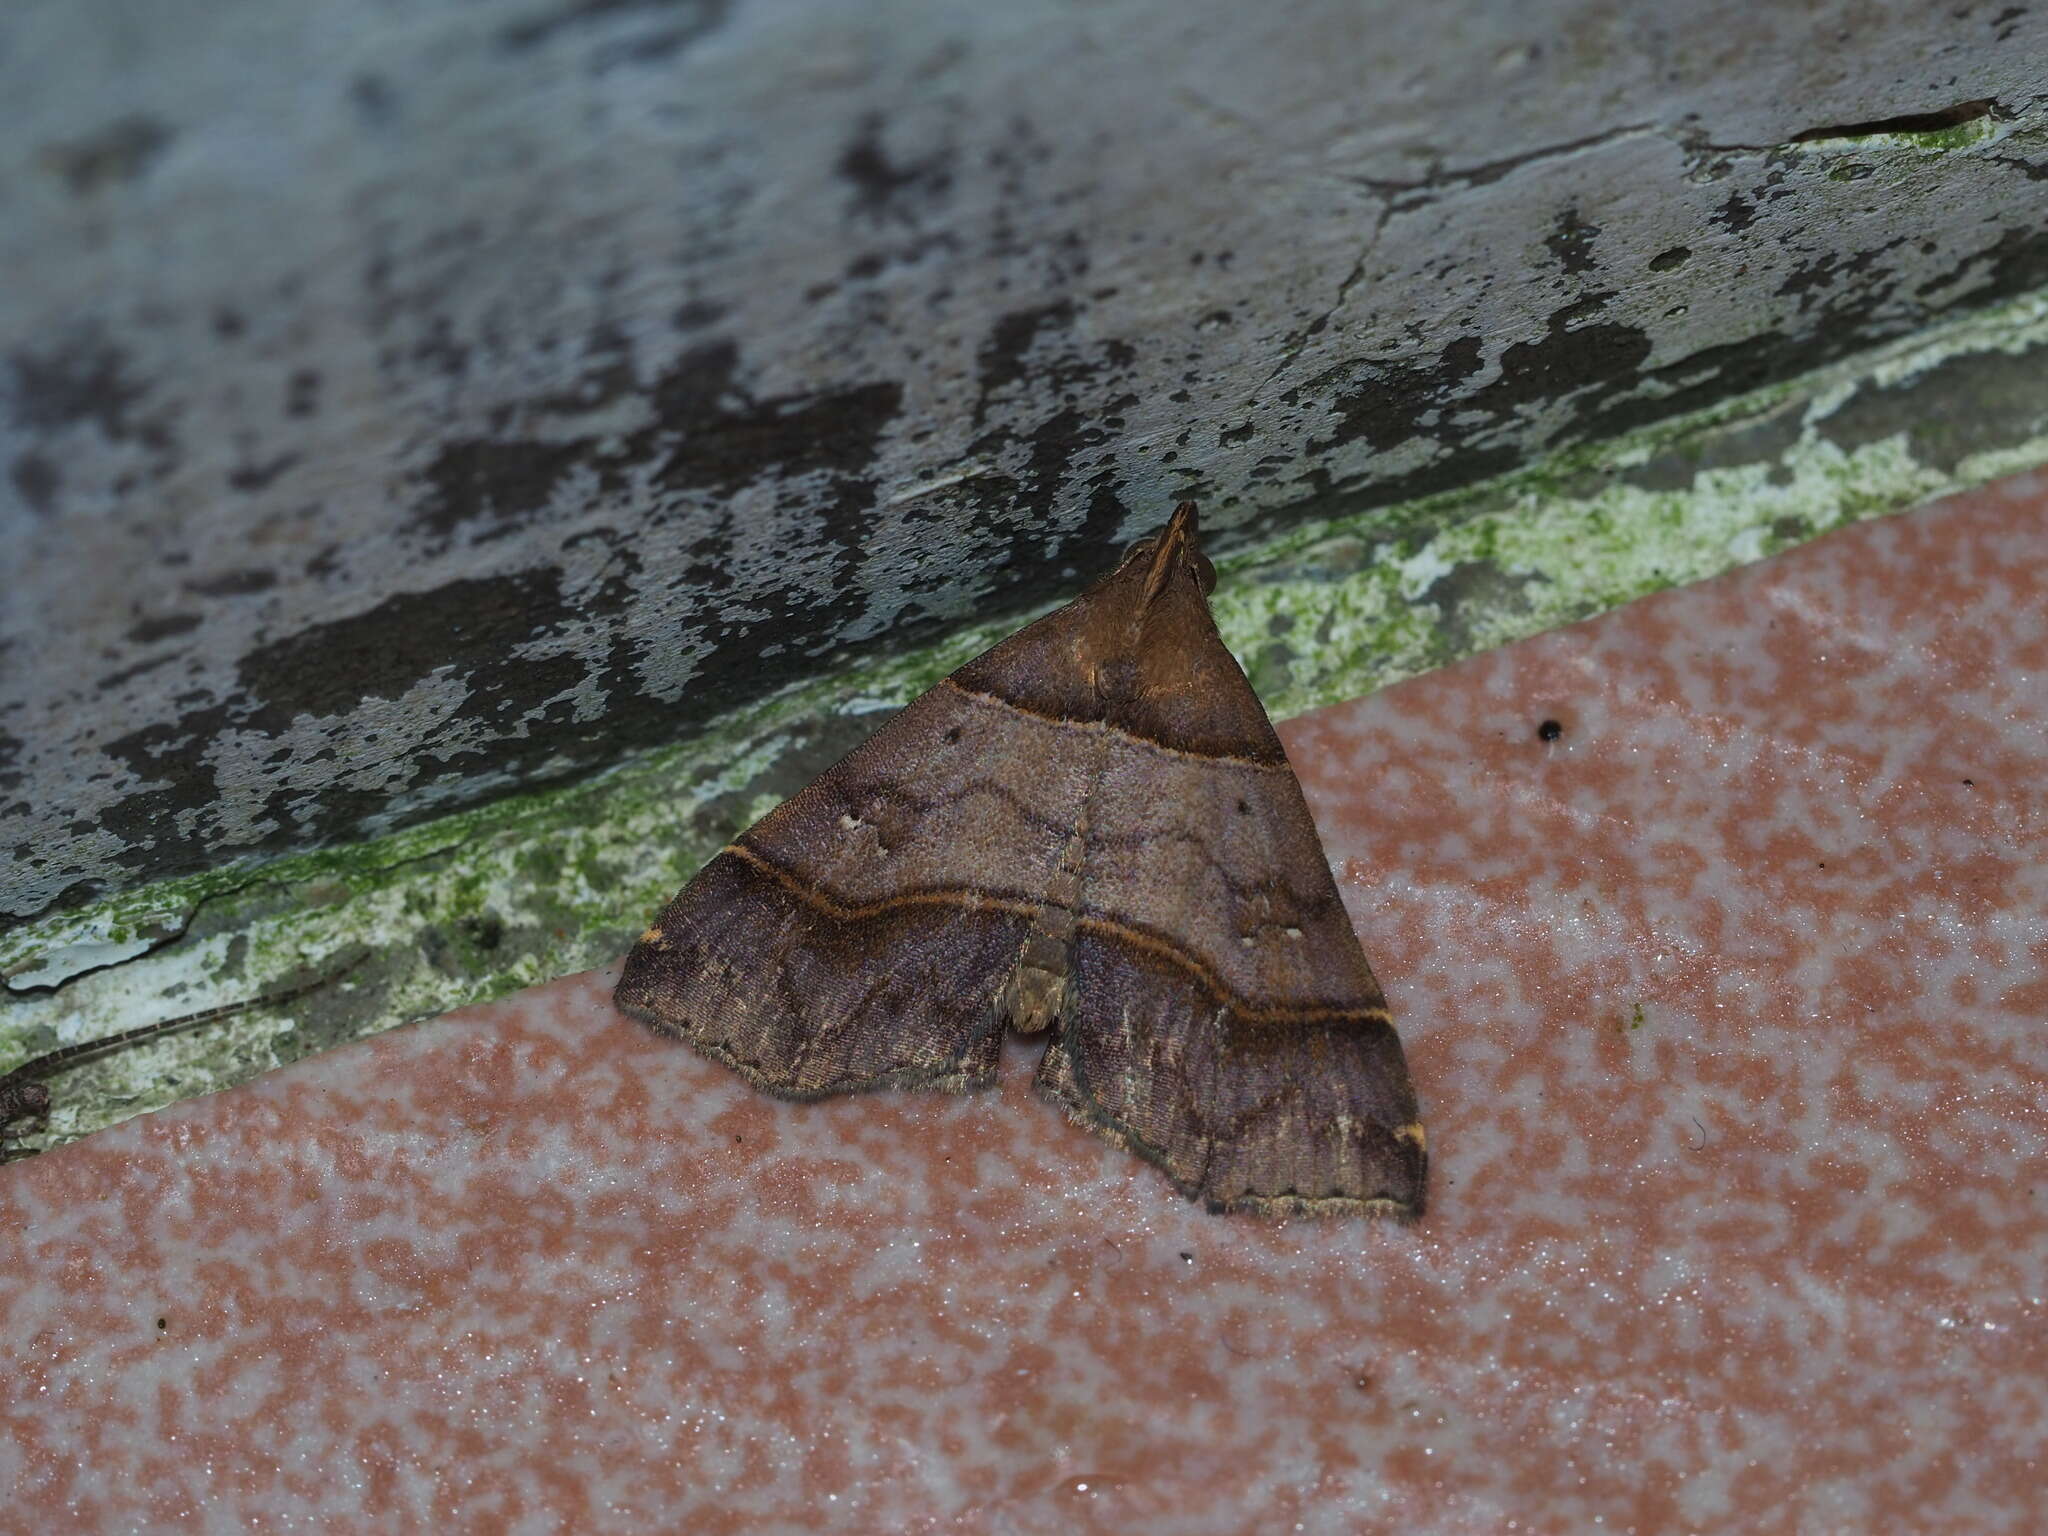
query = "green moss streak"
(1797, 115, 2009, 155)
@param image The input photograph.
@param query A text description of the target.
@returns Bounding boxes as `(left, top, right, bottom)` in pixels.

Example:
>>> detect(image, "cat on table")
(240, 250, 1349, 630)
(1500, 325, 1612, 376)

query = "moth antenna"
(0, 947, 370, 1149)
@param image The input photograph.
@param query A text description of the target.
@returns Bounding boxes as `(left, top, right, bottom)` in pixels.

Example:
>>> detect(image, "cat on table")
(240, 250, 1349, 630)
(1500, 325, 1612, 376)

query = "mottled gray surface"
(3, 0, 2046, 932)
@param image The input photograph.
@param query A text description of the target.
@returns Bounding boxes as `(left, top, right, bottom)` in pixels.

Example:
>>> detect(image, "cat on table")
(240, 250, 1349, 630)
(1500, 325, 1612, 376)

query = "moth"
(616, 502, 1425, 1216)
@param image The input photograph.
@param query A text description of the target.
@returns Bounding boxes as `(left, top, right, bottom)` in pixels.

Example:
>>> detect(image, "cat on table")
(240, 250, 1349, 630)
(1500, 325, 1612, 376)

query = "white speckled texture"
(3, 472, 2045, 1532)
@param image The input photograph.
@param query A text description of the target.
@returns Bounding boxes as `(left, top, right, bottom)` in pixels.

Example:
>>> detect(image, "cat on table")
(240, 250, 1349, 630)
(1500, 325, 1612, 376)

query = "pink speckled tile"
(4, 475, 2046, 1534)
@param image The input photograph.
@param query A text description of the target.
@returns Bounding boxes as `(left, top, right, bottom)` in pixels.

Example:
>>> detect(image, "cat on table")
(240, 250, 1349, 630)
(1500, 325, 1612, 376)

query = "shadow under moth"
(615, 502, 1426, 1217)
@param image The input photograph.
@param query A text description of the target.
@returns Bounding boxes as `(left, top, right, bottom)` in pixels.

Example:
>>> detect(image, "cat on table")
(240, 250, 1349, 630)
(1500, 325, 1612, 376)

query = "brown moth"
(615, 503, 1425, 1216)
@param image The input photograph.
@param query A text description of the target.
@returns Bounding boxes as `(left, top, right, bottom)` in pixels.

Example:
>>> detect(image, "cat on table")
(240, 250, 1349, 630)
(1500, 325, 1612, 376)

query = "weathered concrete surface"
(6, 294, 2047, 1151)
(4, 0, 2047, 931)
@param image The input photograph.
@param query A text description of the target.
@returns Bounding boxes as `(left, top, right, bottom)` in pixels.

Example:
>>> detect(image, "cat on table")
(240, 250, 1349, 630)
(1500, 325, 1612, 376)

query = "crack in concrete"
(1350, 122, 1660, 212)
(1684, 96, 2033, 158)
(10, 833, 473, 1000)
(1258, 123, 1663, 392)
(1262, 203, 1396, 390)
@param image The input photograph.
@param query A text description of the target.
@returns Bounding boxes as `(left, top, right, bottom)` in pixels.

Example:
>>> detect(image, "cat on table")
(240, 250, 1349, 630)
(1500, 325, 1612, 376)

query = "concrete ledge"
(5, 285, 2046, 1153)
(6, 0, 2047, 930)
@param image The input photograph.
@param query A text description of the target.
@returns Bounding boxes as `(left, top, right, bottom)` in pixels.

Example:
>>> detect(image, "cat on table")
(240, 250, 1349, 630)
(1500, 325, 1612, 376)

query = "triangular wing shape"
(612, 668, 1092, 1097)
(615, 503, 1426, 1216)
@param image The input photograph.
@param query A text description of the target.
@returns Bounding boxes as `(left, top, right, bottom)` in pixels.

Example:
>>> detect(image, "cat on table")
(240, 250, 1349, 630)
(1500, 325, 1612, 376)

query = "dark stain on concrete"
(126, 614, 203, 645)
(237, 569, 570, 729)
(1776, 240, 1908, 311)
(39, 115, 175, 196)
(1486, 313, 1653, 417)
(6, 333, 148, 441)
(559, 524, 643, 616)
(286, 370, 322, 418)
(1298, 273, 1913, 516)
(10, 453, 59, 514)
(72, 568, 612, 903)
(530, 325, 638, 416)
(837, 115, 954, 224)
(1817, 343, 2048, 474)
(413, 336, 904, 546)
(1622, 405, 1805, 493)
(645, 339, 905, 495)
(1569, 327, 1823, 447)
(228, 453, 302, 494)
(1544, 208, 1601, 276)
(1308, 335, 1488, 457)
(93, 699, 239, 889)
(415, 437, 603, 546)
(1916, 223, 2048, 305)
(499, 0, 730, 54)
(1006, 445, 1129, 572)
(349, 74, 398, 127)
(1422, 560, 1539, 661)
(1593, 229, 2048, 452)
(183, 569, 280, 598)
(15, 329, 912, 904)
(1297, 306, 1656, 508)
(838, 231, 962, 288)
(1715, 189, 1758, 233)
(973, 300, 1079, 426)
(1295, 194, 2048, 525)
(673, 299, 724, 332)
(1989, 151, 2048, 181)
(953, 285, 1139, 553)
(97, 653, 181, 692)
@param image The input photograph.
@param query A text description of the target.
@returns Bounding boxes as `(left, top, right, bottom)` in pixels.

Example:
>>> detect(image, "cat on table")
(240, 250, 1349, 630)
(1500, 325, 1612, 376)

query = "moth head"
(1123, 501, 1216, 598)
(1, 1078, 51, 1132)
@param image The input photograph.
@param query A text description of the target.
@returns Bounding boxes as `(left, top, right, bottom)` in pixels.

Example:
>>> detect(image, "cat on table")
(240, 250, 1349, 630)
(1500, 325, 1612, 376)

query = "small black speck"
(944, 726, 962, 743)
(1962, 778, 1974, 786)
(156, 1316, 167, 1331)
(1235, 799, 1250, 815)
(1179, 1251, 1194, 1262)
(1537, 719, 1563, 742)
(461, 913, 505, 952)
